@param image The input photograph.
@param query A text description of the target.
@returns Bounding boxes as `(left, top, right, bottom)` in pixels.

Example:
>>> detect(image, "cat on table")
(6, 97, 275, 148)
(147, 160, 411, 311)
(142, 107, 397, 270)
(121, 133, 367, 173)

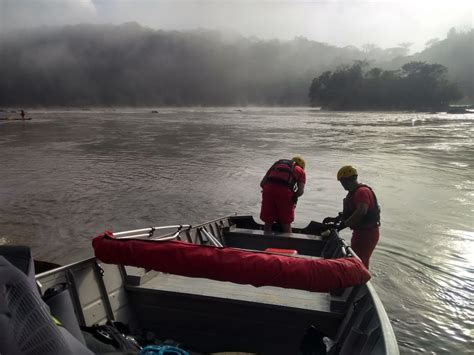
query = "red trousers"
(351, 228, 379, 269)
(260, 184, 295, 224)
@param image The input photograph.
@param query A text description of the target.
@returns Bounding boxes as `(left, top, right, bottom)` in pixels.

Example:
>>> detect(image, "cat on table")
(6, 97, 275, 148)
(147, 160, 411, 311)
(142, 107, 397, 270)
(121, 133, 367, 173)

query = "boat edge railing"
(366, 282, 400, 355)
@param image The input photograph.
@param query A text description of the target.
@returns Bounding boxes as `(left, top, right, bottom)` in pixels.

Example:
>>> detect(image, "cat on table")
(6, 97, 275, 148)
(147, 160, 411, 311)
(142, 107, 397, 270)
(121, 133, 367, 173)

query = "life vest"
(262, 159, 298, 190)
(342, 184, 381, 229)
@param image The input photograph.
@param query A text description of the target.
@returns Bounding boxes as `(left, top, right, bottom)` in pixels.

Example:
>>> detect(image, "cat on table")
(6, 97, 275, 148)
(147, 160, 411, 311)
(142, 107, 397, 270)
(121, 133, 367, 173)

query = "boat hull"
(28, 215, 398, 354)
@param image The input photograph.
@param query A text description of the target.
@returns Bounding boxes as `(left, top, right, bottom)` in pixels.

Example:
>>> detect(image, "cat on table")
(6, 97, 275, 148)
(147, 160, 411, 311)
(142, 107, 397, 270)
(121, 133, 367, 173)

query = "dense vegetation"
(0, 23, 472, 107)
(413, 29, 474, 105)
(0, 23, 364, 106)
(385, 28, 474, 105)
(308, 61, 463, 110)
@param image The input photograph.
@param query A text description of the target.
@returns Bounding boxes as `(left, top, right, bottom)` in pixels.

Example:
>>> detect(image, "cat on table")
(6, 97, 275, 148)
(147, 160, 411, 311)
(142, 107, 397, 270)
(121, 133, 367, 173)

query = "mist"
(1, 0, 472, 53)
(0, 22, 472, 107)
(0, 1, 472, 107)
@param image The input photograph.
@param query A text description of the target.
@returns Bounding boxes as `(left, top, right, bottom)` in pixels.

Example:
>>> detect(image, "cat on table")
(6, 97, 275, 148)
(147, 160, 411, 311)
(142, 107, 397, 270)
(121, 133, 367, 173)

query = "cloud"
(0, 0, 97, 31)
(92, 0, 474, 51)
(1, 0, 472, 51)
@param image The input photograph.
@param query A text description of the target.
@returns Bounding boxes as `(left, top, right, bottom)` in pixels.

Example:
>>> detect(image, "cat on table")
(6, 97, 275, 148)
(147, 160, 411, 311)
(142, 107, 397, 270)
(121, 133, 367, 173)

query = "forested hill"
(0, 23, 472, 106)
(0, 23, 410, 106)
(384, 29, 474, 103)
(414, 29, 474, 103)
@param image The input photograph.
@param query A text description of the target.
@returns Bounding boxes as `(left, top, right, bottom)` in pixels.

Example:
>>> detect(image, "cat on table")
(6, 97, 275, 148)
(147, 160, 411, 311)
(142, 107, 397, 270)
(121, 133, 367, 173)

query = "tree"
(397, 42, 413, 56)
(308, 61, 462, 110)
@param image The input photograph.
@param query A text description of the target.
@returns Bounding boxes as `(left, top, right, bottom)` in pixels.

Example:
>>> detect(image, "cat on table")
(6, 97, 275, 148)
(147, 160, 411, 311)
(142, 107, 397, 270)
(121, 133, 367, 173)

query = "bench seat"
(223, 227, 325, 257)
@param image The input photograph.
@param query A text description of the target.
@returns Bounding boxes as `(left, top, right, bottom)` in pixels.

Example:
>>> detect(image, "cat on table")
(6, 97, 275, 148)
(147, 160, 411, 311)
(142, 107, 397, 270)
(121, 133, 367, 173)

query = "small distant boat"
(1, 215, 399, 354)
(447, 107, 470, 114)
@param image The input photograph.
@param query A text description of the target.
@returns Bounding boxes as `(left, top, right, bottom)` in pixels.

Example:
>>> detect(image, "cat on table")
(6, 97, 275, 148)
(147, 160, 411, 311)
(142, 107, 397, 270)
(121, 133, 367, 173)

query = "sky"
(1, 0, 472, 52)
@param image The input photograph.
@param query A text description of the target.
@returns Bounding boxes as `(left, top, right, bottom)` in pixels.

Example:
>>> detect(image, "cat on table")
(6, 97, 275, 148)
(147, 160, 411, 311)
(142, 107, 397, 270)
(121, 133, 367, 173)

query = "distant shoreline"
(1, 105, 473, 114)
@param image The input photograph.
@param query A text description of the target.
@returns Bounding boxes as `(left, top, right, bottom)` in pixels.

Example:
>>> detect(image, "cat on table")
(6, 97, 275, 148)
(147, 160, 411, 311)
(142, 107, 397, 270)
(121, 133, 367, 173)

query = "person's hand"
(322, 216, 338, 224)
(322, 221, 339, 230)
(336, 221, 346, 231)
(323, 218, 346, 231)
(291, 194, 298, 204)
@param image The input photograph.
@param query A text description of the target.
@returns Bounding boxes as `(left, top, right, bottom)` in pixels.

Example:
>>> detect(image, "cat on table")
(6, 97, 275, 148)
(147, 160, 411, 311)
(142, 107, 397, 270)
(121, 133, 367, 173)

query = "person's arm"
(295, 182, 305, 197)
(341, 187, 372, 229)
(343, 202, 368, 228)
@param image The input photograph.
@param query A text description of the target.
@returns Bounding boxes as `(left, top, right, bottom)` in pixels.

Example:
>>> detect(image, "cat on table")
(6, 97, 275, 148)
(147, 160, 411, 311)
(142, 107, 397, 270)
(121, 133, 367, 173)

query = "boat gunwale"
(366, 282, 399, 354)
(36, 216, 234, 278)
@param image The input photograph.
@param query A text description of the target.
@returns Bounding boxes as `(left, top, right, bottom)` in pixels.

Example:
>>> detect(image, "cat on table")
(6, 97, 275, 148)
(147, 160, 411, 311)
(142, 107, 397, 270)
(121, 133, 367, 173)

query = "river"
(0, 107, 472, 353)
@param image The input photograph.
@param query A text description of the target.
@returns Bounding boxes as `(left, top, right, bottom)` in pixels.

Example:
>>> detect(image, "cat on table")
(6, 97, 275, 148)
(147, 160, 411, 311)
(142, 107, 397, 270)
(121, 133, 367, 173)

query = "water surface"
(1, 108, 473, 353)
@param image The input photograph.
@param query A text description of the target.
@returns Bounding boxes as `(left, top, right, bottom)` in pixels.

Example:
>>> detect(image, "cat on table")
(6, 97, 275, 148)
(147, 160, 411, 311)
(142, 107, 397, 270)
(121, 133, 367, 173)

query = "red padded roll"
(92, 232, 370, 292)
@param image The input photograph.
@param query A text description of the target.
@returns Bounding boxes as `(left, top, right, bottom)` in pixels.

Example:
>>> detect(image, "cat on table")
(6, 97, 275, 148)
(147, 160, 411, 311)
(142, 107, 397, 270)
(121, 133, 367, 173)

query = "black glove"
(323, 218, 346, 232)
(336, 221, 347, 231)
(322, 216, 339, 224)
(322, 223, 336, 231)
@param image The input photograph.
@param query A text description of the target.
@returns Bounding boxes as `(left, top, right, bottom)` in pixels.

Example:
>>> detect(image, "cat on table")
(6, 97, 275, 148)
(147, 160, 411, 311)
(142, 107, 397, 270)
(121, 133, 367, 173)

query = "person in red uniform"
(260, 156, 306, 233)
(324, 166, 380, 268)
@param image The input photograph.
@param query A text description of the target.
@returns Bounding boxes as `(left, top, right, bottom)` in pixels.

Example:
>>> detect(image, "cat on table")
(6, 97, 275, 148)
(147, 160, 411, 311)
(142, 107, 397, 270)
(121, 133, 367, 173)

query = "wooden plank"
(139, 273, 331, 312)
(130, 286, 340, 322)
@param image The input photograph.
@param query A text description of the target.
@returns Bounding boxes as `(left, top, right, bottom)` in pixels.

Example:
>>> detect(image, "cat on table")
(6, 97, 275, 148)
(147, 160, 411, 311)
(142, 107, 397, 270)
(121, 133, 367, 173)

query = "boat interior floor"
(125, 271, 343, 354)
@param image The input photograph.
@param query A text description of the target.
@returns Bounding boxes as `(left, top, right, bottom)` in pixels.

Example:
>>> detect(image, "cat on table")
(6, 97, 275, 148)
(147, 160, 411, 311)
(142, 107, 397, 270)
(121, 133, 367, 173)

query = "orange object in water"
(265, 248, 298, 255)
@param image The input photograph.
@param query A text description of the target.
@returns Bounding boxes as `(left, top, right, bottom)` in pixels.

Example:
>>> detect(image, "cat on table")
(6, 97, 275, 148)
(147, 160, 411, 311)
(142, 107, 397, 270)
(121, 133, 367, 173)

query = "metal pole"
(113, 224, 191, 236)
(201, 228, 223, 248)
(115, 230, 181, 242)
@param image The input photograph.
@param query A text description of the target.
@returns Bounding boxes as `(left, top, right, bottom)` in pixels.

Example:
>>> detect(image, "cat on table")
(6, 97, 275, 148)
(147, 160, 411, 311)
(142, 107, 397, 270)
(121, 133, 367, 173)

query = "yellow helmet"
(292, 156, 305, 170)
(337, 165, 358, 180)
